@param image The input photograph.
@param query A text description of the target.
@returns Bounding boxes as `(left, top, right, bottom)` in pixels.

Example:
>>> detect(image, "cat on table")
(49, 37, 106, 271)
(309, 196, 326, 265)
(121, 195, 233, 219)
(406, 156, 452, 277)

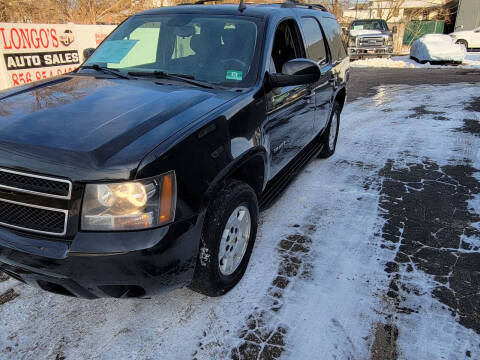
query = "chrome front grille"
(0, 167, 71, 199)
(358, 37, 385, 47)
(0, 168, 71, 236)
(0, 198, 68, 236)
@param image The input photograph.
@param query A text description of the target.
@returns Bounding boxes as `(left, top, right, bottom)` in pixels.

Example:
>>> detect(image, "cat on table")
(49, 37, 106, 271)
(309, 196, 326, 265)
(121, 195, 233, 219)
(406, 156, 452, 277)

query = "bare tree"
(0, 0, 140, 24)
(373, 0, 406, 22)
(54, 0, 134, 24)
(0, 0, 39, 22)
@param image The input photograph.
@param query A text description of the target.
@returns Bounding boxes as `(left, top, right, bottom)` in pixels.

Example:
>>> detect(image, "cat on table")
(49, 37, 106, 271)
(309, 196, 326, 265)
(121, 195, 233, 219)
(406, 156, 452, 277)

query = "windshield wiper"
(128, 71, 215, 89)
(81, 64, 130, 79)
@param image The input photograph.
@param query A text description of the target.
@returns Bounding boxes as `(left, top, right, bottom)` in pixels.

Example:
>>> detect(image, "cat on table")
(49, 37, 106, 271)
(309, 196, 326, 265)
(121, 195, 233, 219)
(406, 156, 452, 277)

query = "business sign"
(0, 23, 116, 90)
(5, 51, 80, 70)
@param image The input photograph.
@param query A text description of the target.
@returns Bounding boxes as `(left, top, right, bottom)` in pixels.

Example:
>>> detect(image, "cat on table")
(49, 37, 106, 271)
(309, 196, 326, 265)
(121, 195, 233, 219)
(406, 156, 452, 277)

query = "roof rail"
(281, 0, 327, 11)
(178, 0, 247, 11)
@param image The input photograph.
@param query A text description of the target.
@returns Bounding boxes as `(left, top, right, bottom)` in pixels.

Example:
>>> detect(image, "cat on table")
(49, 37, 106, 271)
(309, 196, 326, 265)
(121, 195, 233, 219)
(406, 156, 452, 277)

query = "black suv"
(0, 3, 348, 298)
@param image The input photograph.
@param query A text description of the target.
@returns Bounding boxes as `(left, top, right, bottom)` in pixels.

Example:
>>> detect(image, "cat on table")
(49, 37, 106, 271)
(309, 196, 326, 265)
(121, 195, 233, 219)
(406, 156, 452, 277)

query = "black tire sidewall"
(190, 181, 258, 296)
(319, 102, 341, 158)
(328, 105, 340, 152)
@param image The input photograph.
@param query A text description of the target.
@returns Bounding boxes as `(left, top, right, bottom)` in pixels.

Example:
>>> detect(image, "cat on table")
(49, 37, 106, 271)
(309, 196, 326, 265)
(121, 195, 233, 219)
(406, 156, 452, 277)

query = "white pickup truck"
(346, 19, 395, 60)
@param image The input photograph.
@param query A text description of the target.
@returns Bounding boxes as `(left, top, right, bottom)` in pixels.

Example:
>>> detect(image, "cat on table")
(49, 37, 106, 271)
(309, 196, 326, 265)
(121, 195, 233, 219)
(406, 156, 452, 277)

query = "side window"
(271, 21, 304, 73)
(116, 22, 161, 68)
(319, 17, 347, 63)
(300, 17, 327, 64)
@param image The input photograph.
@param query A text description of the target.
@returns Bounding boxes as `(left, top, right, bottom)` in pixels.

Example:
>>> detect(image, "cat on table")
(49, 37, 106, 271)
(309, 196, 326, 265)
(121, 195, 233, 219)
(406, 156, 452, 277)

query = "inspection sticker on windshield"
(226, 70, 243, 81)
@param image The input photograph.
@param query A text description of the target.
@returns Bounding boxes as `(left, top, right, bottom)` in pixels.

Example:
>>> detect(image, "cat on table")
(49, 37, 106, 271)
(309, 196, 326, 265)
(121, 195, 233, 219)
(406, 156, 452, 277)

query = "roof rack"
(178, 0, 327, 12)
(179, 0, 247, 11)
(281, 0, 327, 11)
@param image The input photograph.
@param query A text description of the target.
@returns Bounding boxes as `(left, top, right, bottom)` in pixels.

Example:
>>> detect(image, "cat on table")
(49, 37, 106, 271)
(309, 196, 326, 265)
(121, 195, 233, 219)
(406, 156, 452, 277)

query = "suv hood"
(350, 29, 390, 37)
(0, 75, 237, 181)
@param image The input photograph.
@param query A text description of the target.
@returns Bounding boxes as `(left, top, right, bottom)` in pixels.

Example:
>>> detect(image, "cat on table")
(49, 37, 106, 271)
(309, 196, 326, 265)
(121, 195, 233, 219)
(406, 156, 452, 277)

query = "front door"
(264, 20, 316, 178)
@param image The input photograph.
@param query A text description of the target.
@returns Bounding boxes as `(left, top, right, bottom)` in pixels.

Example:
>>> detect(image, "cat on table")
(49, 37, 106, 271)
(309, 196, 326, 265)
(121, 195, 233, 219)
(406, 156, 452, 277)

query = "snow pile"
(350, 57, 415, 68)
(351, 53, 480, 69)
(410, 34, 465, 63)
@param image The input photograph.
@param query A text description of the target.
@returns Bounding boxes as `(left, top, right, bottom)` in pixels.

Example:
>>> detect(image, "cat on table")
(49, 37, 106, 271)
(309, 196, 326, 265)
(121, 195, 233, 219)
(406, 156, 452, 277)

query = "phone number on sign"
(10, 66, 78, 86)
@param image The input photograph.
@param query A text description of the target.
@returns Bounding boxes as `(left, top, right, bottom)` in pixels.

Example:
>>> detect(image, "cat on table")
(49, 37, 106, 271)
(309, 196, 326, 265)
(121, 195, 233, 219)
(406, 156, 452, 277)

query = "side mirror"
(392, 26, 397, 34)
(269, 58, 321, 88)
(83, 48, 95, 60)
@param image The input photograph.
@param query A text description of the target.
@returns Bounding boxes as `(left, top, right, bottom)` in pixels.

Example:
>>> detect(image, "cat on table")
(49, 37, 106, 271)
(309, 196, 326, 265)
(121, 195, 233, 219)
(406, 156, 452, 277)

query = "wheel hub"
(218, 205, 251, 276)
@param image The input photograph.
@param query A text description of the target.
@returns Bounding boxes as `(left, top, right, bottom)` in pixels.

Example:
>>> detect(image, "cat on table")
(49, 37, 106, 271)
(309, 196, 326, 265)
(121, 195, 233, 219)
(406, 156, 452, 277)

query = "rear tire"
(189, 180, 259, 297)
(318, 102, 341, 158)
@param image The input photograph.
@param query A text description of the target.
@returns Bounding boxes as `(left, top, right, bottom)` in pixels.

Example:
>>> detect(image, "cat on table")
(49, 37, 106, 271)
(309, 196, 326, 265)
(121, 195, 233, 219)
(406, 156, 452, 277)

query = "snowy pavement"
(1, 72, 480, 359)
(351, 52, 480, 69)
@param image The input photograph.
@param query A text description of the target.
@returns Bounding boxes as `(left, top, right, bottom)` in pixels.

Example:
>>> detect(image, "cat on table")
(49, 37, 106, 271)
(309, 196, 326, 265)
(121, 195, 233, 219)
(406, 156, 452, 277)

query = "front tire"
(318, 102, 341, 158)
(189, 180, 259, 297)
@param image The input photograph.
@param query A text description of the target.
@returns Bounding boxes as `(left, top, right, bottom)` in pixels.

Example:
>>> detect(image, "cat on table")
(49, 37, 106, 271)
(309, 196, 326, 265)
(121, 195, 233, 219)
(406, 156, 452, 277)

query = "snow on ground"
(1, 82, 480, 359)
(351, 53, 480, 69)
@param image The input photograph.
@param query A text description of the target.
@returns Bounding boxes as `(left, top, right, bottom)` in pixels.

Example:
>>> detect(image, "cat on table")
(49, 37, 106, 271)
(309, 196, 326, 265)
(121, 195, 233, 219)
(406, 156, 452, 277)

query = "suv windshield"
(350, 20, 388, 31)
(83, 14, 261, 88)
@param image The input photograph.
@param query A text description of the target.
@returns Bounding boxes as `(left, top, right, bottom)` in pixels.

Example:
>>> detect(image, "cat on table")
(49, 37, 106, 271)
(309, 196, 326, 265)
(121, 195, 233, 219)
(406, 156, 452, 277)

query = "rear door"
(299, 16, 334, 134)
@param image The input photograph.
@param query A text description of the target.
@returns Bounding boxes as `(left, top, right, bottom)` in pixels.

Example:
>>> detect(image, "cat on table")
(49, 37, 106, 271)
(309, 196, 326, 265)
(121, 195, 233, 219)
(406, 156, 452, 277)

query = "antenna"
(238, 0, 246, 12)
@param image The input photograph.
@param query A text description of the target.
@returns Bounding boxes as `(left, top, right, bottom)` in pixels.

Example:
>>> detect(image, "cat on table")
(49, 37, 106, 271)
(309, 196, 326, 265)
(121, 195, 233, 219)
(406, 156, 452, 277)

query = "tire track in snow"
(194, 222, 318, 360)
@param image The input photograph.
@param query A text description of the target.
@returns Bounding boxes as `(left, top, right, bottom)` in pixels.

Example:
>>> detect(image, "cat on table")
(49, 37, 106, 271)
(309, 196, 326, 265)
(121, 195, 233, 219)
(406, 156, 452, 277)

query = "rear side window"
(300, 17, 327, 64)
(319, 17, 347, 63)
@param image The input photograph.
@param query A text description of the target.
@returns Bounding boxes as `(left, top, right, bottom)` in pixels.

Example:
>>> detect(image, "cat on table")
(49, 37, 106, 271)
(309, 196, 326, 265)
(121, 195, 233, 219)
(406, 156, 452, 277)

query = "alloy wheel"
(218, 205, 251, 276)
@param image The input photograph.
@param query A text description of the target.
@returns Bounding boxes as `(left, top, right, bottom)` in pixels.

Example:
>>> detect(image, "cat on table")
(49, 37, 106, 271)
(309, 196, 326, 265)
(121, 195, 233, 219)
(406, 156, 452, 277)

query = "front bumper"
(0, 215, 204, 298)
(348, 47, 394, 58)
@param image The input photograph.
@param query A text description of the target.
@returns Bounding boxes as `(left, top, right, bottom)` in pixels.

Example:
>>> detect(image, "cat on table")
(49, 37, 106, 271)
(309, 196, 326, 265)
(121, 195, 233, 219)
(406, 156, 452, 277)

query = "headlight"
(81, 171, 176, 231)
(387, 36, 393, 46)
(349, 37, 356, 47)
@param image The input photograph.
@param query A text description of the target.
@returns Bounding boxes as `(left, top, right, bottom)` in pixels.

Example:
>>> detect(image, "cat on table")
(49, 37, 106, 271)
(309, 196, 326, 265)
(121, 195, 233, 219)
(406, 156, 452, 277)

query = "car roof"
(136, 3, 336, 20)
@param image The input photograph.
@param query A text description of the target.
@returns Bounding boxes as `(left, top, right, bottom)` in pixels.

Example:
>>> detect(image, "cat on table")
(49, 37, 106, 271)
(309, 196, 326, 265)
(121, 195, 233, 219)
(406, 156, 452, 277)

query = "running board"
(259, 135, 324, 210)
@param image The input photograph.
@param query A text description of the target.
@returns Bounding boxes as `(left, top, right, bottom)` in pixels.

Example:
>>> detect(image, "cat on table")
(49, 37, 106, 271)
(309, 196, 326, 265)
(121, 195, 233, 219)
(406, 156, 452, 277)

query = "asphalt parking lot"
(0, 67, 480, 360)
(348, 67, 480, 100)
